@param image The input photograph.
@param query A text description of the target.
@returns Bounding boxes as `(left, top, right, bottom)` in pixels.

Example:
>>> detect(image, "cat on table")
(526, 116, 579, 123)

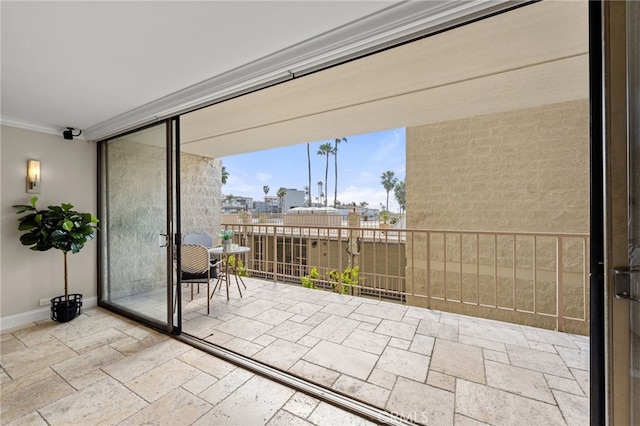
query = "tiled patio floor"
(181, 277, 590, 425)
(1, 308, 374, 425)
(1, 277, 590, 425)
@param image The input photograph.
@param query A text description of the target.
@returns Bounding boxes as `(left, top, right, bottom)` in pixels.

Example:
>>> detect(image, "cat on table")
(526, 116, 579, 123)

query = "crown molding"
(1, 116, 61, 136)
(83, 0, 529, 142)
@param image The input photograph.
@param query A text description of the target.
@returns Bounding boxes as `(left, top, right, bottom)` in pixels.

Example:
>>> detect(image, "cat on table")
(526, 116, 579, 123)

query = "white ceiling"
(0, 1, 397, 133)
(1, 0, 531, 141)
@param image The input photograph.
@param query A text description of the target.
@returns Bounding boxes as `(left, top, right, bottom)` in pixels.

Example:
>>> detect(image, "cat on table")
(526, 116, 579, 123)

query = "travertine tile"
(232, 299, 280, 319)
(458, 334, 506, 352)
(556, 345, 589, 370)
(409, 334, 435, 355)
(454, 414, 491, 425)
(416, 319, 458, 341)
(404, 306, 441, 322)
(303, 340, 378, 380)
(1, 338, 77, 379)
(267, 320, 314, 342)
(348, 312, 382, 325)
(375, 319, 417, 341)
(119, 387, 211, 426)
(320, 302, 357, 317)
(182, 372, 218, 395)
(528, 341, 557, 353)
(101, 339, 190, 383)
(125, 358, 201, 402)
(211, 315, 273, 341)
(377, 346, 430, 383)
(521, 326, 578, 348)
(388, 337, 411, 350)
(427, 371, 456, 392)
(332, 375, 391, 407)
(456, 379, 564, 426)
(52, 345, 123, 389)
(1, 336, 26, 355)
(302, 312, 332, 328)
(353, 303, 406, 321)
(458, 321, 528, 347)
(342, 329, 390, 355)
(197, 368, 253, 406)
(39, 377, 147, 426)
(386, 377, 454, 426)
(283, 391, 320, 418)
(187, 352, 236, 379)
(367, 368, 397, 390)
(506, 345, 572, 378)
(194, 375, 295, 425)
(545, 374, 585, 396)
(308, 315, 360, 344)
(308, 402, 376, 426)
(570, 367, 590, 397)
(223, 337, 264, 356)
(254, 339, 309, 370)
(253, 308, 295, 326)
(65, 327, 128, 353)
(6, 411, 48, 426)
(1, 370, 75, 424)
(289, 359, 340, 387)
(297, 335, 321, 348)
(483, 348, 510, 364)
(267, 410, 313, 426)
(484, 360, 554, 404)
(552, 389, 590, 426)
(431, 339, 484, 384)
(287, 301, 324, 317)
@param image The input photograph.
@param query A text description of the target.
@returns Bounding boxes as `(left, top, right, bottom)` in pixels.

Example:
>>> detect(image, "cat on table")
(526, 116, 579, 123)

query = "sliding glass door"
(99, 120, 179, 333)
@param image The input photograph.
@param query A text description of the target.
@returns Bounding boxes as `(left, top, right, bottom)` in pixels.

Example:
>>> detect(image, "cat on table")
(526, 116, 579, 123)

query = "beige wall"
(407, 99, 590, 234)
(1, 125, 97, 321)
(405, 100, 590, 334)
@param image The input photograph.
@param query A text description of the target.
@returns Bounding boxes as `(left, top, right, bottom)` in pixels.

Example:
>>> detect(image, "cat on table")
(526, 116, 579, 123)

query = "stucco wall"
(405, 100, 590, 333)
(1, 125, 98, 320)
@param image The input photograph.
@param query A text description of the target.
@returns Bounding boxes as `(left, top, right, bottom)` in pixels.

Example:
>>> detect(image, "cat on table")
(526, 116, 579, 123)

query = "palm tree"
(221, 165, 229, 185)
(333, 137, 347, 207)
(380, 171, 398, 212)
(262, 185, 270, 213)
(277, 187, 287, 212)
(394, 180, 406, 214)
(317, 143, 333, 206)
(317, 181, 323, 206)
(307, 143, 312, 207)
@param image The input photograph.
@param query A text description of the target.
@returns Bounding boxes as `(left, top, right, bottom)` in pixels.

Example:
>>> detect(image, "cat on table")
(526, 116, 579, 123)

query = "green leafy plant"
(13, 196, 99, 301)
(218, 229, 234, 241)
(327, 266, 360, 294)
(301, 266, 319, 289)
(227, 255, 249, 277)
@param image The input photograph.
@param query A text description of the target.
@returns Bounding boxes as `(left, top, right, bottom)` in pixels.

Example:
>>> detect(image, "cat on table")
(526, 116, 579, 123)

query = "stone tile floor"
(1, 308, 374, 426)
(180, 277, 590, 425)
(1, 277, 591, 425)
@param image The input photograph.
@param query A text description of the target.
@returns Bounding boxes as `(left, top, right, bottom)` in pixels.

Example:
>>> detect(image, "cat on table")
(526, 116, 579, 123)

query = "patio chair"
(180, 244, 220, 315)
(183, 232, 213, 248)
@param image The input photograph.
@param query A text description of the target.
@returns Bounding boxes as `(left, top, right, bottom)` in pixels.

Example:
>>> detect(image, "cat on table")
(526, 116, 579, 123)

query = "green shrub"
(301, 266, 319, 289)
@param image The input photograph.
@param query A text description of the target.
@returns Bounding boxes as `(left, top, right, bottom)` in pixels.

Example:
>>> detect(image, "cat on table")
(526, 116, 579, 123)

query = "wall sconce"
(26, 159, 41, 193)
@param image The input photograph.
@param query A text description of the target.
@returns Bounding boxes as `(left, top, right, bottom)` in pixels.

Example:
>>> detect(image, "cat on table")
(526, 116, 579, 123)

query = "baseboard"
(0, 296, 98, 332)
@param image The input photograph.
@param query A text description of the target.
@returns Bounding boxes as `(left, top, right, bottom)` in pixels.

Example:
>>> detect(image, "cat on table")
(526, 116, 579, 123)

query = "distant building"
(282, 189, 306, 212)
(221, 195, 253, 214)
(253, 196, 279, 214)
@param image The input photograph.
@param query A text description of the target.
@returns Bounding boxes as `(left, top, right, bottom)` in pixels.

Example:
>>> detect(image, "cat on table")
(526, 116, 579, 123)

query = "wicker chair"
(183, 233, 213, 248)
(180, 244, 220, 314)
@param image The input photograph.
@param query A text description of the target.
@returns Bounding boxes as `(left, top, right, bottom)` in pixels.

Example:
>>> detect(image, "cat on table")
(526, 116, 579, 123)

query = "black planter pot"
(51, 294, 83, 322)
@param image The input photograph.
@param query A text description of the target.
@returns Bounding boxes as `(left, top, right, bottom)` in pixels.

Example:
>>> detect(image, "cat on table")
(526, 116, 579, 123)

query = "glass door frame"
(97, 117, 181, 335)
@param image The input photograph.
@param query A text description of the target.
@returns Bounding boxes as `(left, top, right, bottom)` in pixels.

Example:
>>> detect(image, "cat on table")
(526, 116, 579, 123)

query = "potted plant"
(13, 197, 99, 322)
(218, 229, 234, 251)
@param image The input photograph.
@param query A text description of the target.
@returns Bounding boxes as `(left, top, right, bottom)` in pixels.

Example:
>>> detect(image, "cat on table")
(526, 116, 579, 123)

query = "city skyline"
(220, 128, 406, 212)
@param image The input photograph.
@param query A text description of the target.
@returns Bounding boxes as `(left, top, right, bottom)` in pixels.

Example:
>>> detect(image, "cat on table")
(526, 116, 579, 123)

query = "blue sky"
(221, 128, 406, 212)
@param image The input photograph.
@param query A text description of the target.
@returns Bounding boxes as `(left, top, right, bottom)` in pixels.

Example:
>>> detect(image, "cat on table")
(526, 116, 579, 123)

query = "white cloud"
(255, 172, 272, 182)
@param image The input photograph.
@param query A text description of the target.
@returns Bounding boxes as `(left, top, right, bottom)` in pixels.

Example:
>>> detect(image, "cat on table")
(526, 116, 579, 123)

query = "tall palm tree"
(317, 143, 333, 206)
(380, 171, 398, 212)
(262, 185, 270, 212)
(394, 180, 406, 214)
(307, 143, 312, 206)
(317, 181, 323, 206)
(333, 137, 347, 207)
(221, 165, 229, 185)
(277, 187, 287, 212)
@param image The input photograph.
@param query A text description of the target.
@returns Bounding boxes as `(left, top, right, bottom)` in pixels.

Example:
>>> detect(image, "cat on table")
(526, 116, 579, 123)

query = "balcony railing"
(221, 222, 590, 334)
